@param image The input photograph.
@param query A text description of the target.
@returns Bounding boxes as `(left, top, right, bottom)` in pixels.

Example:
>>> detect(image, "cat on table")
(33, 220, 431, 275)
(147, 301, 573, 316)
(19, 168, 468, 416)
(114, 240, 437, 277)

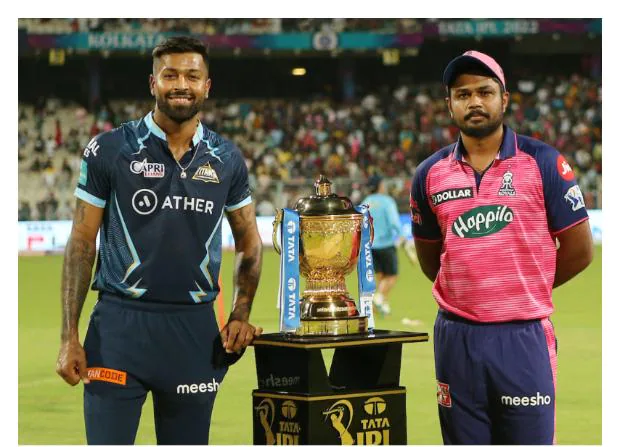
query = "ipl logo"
(255, 398, 275, 445)
(323, 400, 355, 445)
(564, 185, 585, 211)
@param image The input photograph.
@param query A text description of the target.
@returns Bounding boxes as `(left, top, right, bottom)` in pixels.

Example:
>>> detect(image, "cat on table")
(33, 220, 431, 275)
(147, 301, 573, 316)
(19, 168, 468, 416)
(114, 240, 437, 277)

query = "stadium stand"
(18, 73, 601, 220)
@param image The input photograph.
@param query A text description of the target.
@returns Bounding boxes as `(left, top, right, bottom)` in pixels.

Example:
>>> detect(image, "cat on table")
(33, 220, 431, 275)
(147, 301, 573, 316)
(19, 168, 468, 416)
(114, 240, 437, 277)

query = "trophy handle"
(272, 209, 283, 255)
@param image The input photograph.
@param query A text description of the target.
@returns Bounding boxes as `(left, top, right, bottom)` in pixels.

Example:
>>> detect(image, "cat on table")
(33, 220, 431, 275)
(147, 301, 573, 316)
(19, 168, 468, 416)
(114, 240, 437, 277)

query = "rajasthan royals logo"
(498, 171, 516, 196)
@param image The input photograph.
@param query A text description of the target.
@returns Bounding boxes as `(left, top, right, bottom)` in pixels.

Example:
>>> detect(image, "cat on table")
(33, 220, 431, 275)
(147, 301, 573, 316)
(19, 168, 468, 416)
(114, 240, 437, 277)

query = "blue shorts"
(83, 294, 237, 445)
(434, 310, 557, 445)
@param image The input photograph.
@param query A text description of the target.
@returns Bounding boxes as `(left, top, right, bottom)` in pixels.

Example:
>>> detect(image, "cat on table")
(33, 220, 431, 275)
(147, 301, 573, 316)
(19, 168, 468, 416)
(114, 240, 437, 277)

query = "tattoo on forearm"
(227, 204, 263, 322)
(60, 203, 97, 341)
(231, 243, 263, 321)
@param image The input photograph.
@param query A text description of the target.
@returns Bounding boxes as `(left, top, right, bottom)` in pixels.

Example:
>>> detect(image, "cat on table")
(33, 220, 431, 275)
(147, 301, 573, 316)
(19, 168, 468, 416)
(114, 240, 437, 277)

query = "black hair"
(152, 36, 209, 69)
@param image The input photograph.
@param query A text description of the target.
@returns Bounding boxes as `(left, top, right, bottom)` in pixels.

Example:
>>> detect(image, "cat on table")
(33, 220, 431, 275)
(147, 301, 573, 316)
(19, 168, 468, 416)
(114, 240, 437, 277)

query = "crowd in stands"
(18, 18, 425, 35)
(18, 73, 602, 221)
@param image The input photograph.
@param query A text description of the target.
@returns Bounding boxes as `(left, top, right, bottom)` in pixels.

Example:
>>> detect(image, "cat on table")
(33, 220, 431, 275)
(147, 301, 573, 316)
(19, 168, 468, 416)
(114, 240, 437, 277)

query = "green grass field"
(18, 246, 602, 444)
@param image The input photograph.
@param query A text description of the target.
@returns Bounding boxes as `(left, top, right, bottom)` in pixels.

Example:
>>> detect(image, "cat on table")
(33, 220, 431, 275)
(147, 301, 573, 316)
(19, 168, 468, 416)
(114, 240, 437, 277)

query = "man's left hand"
(220, 320, 263, 354)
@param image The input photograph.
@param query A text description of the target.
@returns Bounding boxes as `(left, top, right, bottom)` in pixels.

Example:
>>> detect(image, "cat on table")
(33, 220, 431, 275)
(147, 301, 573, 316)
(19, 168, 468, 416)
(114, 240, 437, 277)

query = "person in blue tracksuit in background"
(362, 175, 407, 315)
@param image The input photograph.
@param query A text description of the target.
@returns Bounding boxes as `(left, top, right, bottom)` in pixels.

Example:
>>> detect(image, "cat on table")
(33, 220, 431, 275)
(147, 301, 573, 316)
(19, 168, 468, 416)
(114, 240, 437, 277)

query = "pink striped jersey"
(410, 126, 589, 322)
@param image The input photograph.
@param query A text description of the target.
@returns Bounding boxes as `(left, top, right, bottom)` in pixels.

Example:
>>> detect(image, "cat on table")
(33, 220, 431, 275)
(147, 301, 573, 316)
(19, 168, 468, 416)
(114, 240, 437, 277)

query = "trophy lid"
(293, 175, 362, 216)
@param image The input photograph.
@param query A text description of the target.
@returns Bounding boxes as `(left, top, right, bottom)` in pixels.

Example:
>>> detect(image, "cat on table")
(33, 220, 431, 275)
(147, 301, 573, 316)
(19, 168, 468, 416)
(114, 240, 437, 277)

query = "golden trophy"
(272, 175, 373, 336)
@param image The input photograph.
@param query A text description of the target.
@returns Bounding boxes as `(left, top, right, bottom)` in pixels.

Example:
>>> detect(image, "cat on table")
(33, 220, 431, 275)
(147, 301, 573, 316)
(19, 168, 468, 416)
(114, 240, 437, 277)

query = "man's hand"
(220, 320, 263, 354)
(56, 340, 90, 386)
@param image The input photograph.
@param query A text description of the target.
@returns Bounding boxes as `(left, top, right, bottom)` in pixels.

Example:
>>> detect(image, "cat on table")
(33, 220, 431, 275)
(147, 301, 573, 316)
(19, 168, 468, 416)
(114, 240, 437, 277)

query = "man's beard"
(156, 93, 204, 124)
(457, 110, 503, 138)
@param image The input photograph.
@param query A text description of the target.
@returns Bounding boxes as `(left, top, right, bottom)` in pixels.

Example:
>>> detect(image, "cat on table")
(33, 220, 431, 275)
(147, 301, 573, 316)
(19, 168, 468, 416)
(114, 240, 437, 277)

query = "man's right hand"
(56, 340, 90, 386)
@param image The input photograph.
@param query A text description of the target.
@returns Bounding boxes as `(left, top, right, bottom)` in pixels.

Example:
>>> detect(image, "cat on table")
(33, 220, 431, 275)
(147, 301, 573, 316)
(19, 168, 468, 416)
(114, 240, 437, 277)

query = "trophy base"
(295, 316, 368, 336)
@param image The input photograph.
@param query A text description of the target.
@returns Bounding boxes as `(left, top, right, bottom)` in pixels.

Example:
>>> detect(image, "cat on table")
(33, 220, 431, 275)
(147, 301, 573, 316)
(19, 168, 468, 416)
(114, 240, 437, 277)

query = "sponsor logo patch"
(410, 194, 423, 225)
(498, 171, 516, 196)
(176, 378, 220, 394)
(557, 155, 575, 181)
(501, 392, 552, 407)
(83, 138, 99, 158)
(452, 205, 514, 238)
(437, 381, 452, 408)
(564, 185, 585, 211)
(87, 367, 127, 385)
(130, 158, 165, 178)
(431, 187, 473, 206)
(192, 162, 220, 183)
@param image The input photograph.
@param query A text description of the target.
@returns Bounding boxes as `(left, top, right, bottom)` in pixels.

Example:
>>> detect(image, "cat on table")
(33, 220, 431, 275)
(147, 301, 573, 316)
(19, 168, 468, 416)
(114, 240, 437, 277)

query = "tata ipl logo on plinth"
(322, 397, 392, 445)
(277, 400, 301, 444)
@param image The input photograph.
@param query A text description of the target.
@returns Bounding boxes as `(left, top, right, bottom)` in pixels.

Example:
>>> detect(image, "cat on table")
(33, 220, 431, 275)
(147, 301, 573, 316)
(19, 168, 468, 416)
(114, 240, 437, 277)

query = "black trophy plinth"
(250, 330, 429, 445)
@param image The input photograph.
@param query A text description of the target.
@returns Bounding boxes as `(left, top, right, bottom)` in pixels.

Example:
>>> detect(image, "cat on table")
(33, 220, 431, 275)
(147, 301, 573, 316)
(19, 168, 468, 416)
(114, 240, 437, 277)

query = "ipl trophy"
(272, 175, 375, 336)
(251, 175, 429, 445)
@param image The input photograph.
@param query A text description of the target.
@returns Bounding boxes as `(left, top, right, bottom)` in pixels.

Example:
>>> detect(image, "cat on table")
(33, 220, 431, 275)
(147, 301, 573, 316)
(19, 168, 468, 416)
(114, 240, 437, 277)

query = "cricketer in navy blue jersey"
(56, 36, 263, 445)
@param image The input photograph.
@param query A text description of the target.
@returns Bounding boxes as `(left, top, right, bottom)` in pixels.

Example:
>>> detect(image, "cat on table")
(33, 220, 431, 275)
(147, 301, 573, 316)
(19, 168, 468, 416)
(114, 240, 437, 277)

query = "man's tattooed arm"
(60, 199, 102, 342)
(226, 203, 263, 322)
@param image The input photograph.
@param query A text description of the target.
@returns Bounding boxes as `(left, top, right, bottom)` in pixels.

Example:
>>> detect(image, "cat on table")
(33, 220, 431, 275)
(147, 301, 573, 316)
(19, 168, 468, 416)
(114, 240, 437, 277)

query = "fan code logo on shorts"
(87, 367, 127, 385)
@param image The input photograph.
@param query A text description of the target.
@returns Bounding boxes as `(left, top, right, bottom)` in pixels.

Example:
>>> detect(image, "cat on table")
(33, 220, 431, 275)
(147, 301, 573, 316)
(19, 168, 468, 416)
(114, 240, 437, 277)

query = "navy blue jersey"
(75, 112, 252, 304)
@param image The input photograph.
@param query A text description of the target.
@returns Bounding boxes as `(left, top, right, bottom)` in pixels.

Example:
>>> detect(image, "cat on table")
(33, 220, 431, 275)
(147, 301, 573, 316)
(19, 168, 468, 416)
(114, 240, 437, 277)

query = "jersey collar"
(453, 125, 517, 161)
(144, 111, 204, 147)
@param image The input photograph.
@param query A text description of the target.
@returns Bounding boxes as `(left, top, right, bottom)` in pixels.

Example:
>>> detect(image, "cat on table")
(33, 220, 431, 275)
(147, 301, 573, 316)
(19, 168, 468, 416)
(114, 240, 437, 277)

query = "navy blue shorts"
(434, 310, 558, 445)
(372, 246, 398, 276)
(83, 294, 237, 445)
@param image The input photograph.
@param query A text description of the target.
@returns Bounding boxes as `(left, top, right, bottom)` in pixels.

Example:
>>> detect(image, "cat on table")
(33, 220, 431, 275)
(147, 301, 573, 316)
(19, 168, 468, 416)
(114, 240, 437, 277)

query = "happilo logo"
(501, 392, 552, 407)
(176, 378, 220, 394)
(452, 205, 514, 238)
(358, 397, 391, 445)
(130, 158, 165, 178)
(277, 400, 300, 444)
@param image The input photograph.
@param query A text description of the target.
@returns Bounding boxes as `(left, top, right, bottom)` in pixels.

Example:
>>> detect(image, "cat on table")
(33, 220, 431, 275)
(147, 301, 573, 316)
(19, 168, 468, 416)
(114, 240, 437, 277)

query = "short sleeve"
(74, 135, 112, 208)
(225, 147, 252, 211)
(536, 148, 589, 234)
(410, 166, 442, 241)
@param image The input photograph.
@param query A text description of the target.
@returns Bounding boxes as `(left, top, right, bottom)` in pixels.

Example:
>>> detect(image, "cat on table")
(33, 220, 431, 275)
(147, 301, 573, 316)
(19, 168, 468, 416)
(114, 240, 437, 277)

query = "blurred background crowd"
(18, 18, 602, 221)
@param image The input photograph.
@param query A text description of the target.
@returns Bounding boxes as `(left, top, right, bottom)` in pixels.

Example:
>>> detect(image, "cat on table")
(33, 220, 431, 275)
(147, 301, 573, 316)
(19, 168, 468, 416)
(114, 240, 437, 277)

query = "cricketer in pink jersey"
(410, 51, 593, 445)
